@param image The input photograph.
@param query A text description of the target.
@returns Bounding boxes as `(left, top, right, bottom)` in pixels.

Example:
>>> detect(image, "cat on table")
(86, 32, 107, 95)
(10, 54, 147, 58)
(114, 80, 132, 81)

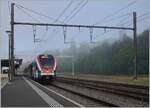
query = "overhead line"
(94, 0, 138, 25)
(137, 11, 150, 18)
(94, 17, 148, 39)
(42, 0, 88, 43)
(100, 13, 132, 24)
(93, 14, 149, 40)
(48, 0, 74, 36)
(44, 0, 84, 44)
(65, 0, 88, 23)
(63, 0, 85, 23)
(15, 5, 41, 22)
(8, 1, 11, 19)
(43, 0, 74, 43)
(137, 16, 149, 22)
(57, 0, 88, 44)
(120, 13, 150, 27)
(127, 16, 149, 27)
(55, 0, 74, 23)
(15, 3, 63, 23)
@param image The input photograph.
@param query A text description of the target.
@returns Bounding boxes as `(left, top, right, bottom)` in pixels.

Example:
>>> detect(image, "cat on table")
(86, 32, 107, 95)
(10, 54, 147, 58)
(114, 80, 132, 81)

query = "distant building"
(0, 58, 23, 74)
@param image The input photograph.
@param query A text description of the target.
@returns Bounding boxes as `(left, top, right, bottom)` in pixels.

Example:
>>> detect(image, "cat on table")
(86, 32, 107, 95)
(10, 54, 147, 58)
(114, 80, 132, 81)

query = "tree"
(57, 29, 149, 75)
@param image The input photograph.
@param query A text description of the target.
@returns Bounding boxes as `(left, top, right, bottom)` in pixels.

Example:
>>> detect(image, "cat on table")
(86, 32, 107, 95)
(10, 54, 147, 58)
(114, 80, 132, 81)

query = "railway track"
(50, 77, 149, 107)
(34, 79, 118, 107)
(50, 83, 118, 107)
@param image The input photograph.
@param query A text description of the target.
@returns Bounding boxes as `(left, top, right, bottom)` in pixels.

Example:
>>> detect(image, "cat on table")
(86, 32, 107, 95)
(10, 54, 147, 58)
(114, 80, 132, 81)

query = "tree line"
(56, 29, 149, 75)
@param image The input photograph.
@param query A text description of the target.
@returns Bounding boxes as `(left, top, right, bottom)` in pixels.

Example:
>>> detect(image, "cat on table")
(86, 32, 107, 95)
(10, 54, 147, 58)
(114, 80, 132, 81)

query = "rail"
(50, 77, 149, 107)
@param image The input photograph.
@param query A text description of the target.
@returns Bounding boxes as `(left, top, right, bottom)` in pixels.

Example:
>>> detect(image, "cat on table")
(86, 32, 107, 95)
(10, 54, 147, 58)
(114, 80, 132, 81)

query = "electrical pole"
(133, 12, 137, 80)
(11, 3, 15, 77)
(8, 33, 12, 81)
(6, 30, 12, 81)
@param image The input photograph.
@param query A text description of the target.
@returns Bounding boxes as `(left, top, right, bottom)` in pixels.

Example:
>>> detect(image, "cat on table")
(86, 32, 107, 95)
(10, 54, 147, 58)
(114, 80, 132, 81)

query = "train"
(26, 54, 57, 81)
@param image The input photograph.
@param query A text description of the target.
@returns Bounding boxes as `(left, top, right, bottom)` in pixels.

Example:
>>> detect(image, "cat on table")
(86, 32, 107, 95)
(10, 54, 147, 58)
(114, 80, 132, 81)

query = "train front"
(37, 54, 56, 80)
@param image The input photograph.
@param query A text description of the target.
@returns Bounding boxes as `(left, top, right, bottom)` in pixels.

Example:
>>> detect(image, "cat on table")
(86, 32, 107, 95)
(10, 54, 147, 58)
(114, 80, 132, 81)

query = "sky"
(0, 0, 149, 61)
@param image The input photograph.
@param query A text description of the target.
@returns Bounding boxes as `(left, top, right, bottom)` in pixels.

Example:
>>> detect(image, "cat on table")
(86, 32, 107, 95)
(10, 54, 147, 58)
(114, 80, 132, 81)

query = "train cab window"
(40, 55, 54, 67)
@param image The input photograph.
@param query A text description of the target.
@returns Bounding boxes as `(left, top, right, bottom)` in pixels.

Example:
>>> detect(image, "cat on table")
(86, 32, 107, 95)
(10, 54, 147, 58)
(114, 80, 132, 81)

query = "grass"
(58, 72, 149, 86)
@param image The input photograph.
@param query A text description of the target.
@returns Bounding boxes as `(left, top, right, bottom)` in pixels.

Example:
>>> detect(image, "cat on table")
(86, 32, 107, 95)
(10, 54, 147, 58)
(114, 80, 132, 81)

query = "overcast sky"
(0, 0, 149, 60)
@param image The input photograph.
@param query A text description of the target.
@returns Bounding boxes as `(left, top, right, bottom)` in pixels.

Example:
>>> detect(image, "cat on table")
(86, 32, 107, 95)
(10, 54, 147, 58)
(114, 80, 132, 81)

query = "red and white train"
(27, 54, 57, 81)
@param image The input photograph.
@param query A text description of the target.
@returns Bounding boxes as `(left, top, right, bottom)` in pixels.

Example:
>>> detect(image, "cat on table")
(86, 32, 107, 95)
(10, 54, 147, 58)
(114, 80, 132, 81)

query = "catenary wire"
(8, 1, 11, 19)
(63, 0, 85, 23)
(43, 0, 87, 44)
(93, 14, 149, 41)
(15, 3, 63, 23)
(54, 0, 74, 23)
(64, 0, 88, 23)
(94, 0, 138, 25)
(15, 5, 41, 23)
(42, 0, 75, 42)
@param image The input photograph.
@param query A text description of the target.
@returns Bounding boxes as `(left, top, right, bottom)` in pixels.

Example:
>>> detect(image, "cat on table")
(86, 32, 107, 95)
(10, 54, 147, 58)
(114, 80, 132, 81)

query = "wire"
(39, 0, 75, 46)
(59, 0, 88, 44)
(137, 11, 150, 18)
(42, 0, 75, 42)
(54, 0, 74, 23)
(120, 12, 150, 27)
(42, 0, 84, 44)
(46, 0, 74, 41)
(94, 0, 138, 25)
(63, 0, 85, 23)
(65, 0, 88, 23)
(91, 14, 133, 40)
(99, 13, 132, 25)
(118, 19, 132, 27)
(137, 16, 149, 22)
(15, 3, 63, 23)
(15, 5, 41, 22)
(93, 14, 149, 41)
(8, 1, 11, 19)
(126, 16, 149, 27)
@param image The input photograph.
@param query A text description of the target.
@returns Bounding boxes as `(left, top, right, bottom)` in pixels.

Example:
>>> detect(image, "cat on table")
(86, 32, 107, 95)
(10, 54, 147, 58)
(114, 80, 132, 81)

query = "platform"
(1, 76, 79, 107)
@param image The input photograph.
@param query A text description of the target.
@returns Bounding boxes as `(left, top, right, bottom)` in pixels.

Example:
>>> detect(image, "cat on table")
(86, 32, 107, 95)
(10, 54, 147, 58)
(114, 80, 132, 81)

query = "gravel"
(51, 81, 149, 107)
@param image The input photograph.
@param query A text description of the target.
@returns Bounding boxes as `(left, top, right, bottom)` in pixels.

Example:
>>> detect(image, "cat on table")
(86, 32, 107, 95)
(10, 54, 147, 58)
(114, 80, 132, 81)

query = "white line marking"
(30, 78, 84, 107)
(23, 77, 63, 107)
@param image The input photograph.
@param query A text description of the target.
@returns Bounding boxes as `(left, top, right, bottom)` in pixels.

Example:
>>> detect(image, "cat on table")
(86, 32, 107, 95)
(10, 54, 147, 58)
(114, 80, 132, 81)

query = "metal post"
(6, 31, 12, 81)
(13, 22, 133, 30)
(133, 12, 137, 80)
(11, 3, 15, 77)
(8, 33, 11, 81)
(9, 33, 12, 81)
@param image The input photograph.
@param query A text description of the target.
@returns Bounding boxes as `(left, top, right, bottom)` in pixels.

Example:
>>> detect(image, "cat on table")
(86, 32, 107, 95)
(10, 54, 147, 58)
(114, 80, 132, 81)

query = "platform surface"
(1, 76, 79, 107)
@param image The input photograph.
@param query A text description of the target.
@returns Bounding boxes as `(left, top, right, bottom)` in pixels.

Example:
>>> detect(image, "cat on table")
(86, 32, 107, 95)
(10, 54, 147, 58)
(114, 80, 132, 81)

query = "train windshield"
(40, 55, 54, 67)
